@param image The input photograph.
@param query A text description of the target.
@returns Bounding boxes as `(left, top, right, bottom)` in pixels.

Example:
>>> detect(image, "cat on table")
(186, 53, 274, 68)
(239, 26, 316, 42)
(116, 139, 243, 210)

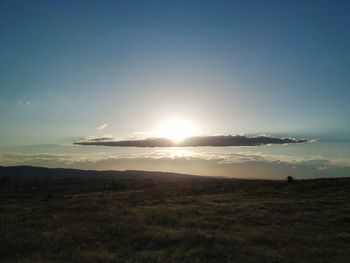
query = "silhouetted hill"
(0, 165, 200, 181)
(0, 165, 117, 180)
(0, 165, 209, 197)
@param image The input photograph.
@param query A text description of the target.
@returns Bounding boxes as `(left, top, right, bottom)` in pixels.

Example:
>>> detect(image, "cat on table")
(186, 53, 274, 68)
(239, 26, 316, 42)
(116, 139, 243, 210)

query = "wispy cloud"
(17, 99, 40, 109)
(74, 135, 309, 147)
(17, 99, 32, 107)
(80, 135, 114, 142)
(97, 123, 108, 130)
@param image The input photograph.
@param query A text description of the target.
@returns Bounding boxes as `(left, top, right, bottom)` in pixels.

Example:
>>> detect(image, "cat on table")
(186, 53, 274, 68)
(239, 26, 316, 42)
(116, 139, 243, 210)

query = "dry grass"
(1, 172, 350, 262)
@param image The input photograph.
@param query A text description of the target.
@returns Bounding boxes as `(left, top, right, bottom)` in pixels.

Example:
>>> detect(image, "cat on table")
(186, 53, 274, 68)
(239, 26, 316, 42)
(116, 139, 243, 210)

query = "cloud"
(17, 99, 32, 107)
(80, 135, 114, 142)
(74, 135, 309, 147)
(97, 123, 108, 130)
(1, 149, 350, 179)
(17, 99, 40, 109)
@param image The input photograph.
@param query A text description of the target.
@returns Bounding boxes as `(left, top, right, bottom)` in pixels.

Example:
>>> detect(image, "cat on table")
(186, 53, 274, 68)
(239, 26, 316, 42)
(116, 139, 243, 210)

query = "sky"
(1, 0, 350, 147)
(1, 1, 350, 178)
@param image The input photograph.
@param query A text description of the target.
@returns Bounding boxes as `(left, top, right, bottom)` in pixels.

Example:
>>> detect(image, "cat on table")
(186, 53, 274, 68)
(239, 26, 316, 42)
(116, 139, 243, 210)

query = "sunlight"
(155, 119, 198, 143)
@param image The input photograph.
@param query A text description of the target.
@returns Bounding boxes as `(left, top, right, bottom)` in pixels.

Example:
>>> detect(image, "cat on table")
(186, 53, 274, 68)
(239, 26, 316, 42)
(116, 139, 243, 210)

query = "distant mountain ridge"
(0, 165, 199, 181)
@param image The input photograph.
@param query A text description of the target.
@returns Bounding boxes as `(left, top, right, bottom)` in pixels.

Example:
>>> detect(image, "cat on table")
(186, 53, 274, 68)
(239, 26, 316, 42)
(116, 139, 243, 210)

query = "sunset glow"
(154, 120, 198, 143)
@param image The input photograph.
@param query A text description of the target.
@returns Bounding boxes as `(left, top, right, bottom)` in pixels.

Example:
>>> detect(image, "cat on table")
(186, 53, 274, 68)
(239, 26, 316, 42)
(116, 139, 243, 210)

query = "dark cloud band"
(74, 135, 308, 147)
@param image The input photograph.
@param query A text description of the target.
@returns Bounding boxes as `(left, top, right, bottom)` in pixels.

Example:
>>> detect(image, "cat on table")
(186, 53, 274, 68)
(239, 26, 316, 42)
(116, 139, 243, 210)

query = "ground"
(1, 168, 350, 262)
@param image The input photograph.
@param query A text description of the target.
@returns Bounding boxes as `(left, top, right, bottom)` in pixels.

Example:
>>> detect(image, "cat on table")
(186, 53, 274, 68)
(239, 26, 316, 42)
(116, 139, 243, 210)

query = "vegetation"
(1, 166, 350, 262)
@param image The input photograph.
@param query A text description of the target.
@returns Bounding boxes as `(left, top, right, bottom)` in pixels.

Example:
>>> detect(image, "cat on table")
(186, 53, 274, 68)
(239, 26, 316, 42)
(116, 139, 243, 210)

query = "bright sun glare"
(155, 120, 198, 143)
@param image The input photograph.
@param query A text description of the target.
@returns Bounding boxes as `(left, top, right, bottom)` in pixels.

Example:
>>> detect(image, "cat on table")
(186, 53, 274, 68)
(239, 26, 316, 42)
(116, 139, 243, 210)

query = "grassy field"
(1, 166, 350, 262)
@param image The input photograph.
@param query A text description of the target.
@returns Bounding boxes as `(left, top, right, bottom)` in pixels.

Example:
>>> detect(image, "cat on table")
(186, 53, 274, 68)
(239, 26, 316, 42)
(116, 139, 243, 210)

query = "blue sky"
(1, 0, 350, 146)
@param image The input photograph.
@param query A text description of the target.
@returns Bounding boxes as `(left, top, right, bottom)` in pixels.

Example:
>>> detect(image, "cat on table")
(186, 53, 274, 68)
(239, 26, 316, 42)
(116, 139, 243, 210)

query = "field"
(1, 166, 350, 262)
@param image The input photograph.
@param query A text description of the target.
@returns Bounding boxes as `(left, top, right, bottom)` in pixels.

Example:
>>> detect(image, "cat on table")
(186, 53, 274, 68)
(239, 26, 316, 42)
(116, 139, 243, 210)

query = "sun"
(155, 119, 198, 143)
